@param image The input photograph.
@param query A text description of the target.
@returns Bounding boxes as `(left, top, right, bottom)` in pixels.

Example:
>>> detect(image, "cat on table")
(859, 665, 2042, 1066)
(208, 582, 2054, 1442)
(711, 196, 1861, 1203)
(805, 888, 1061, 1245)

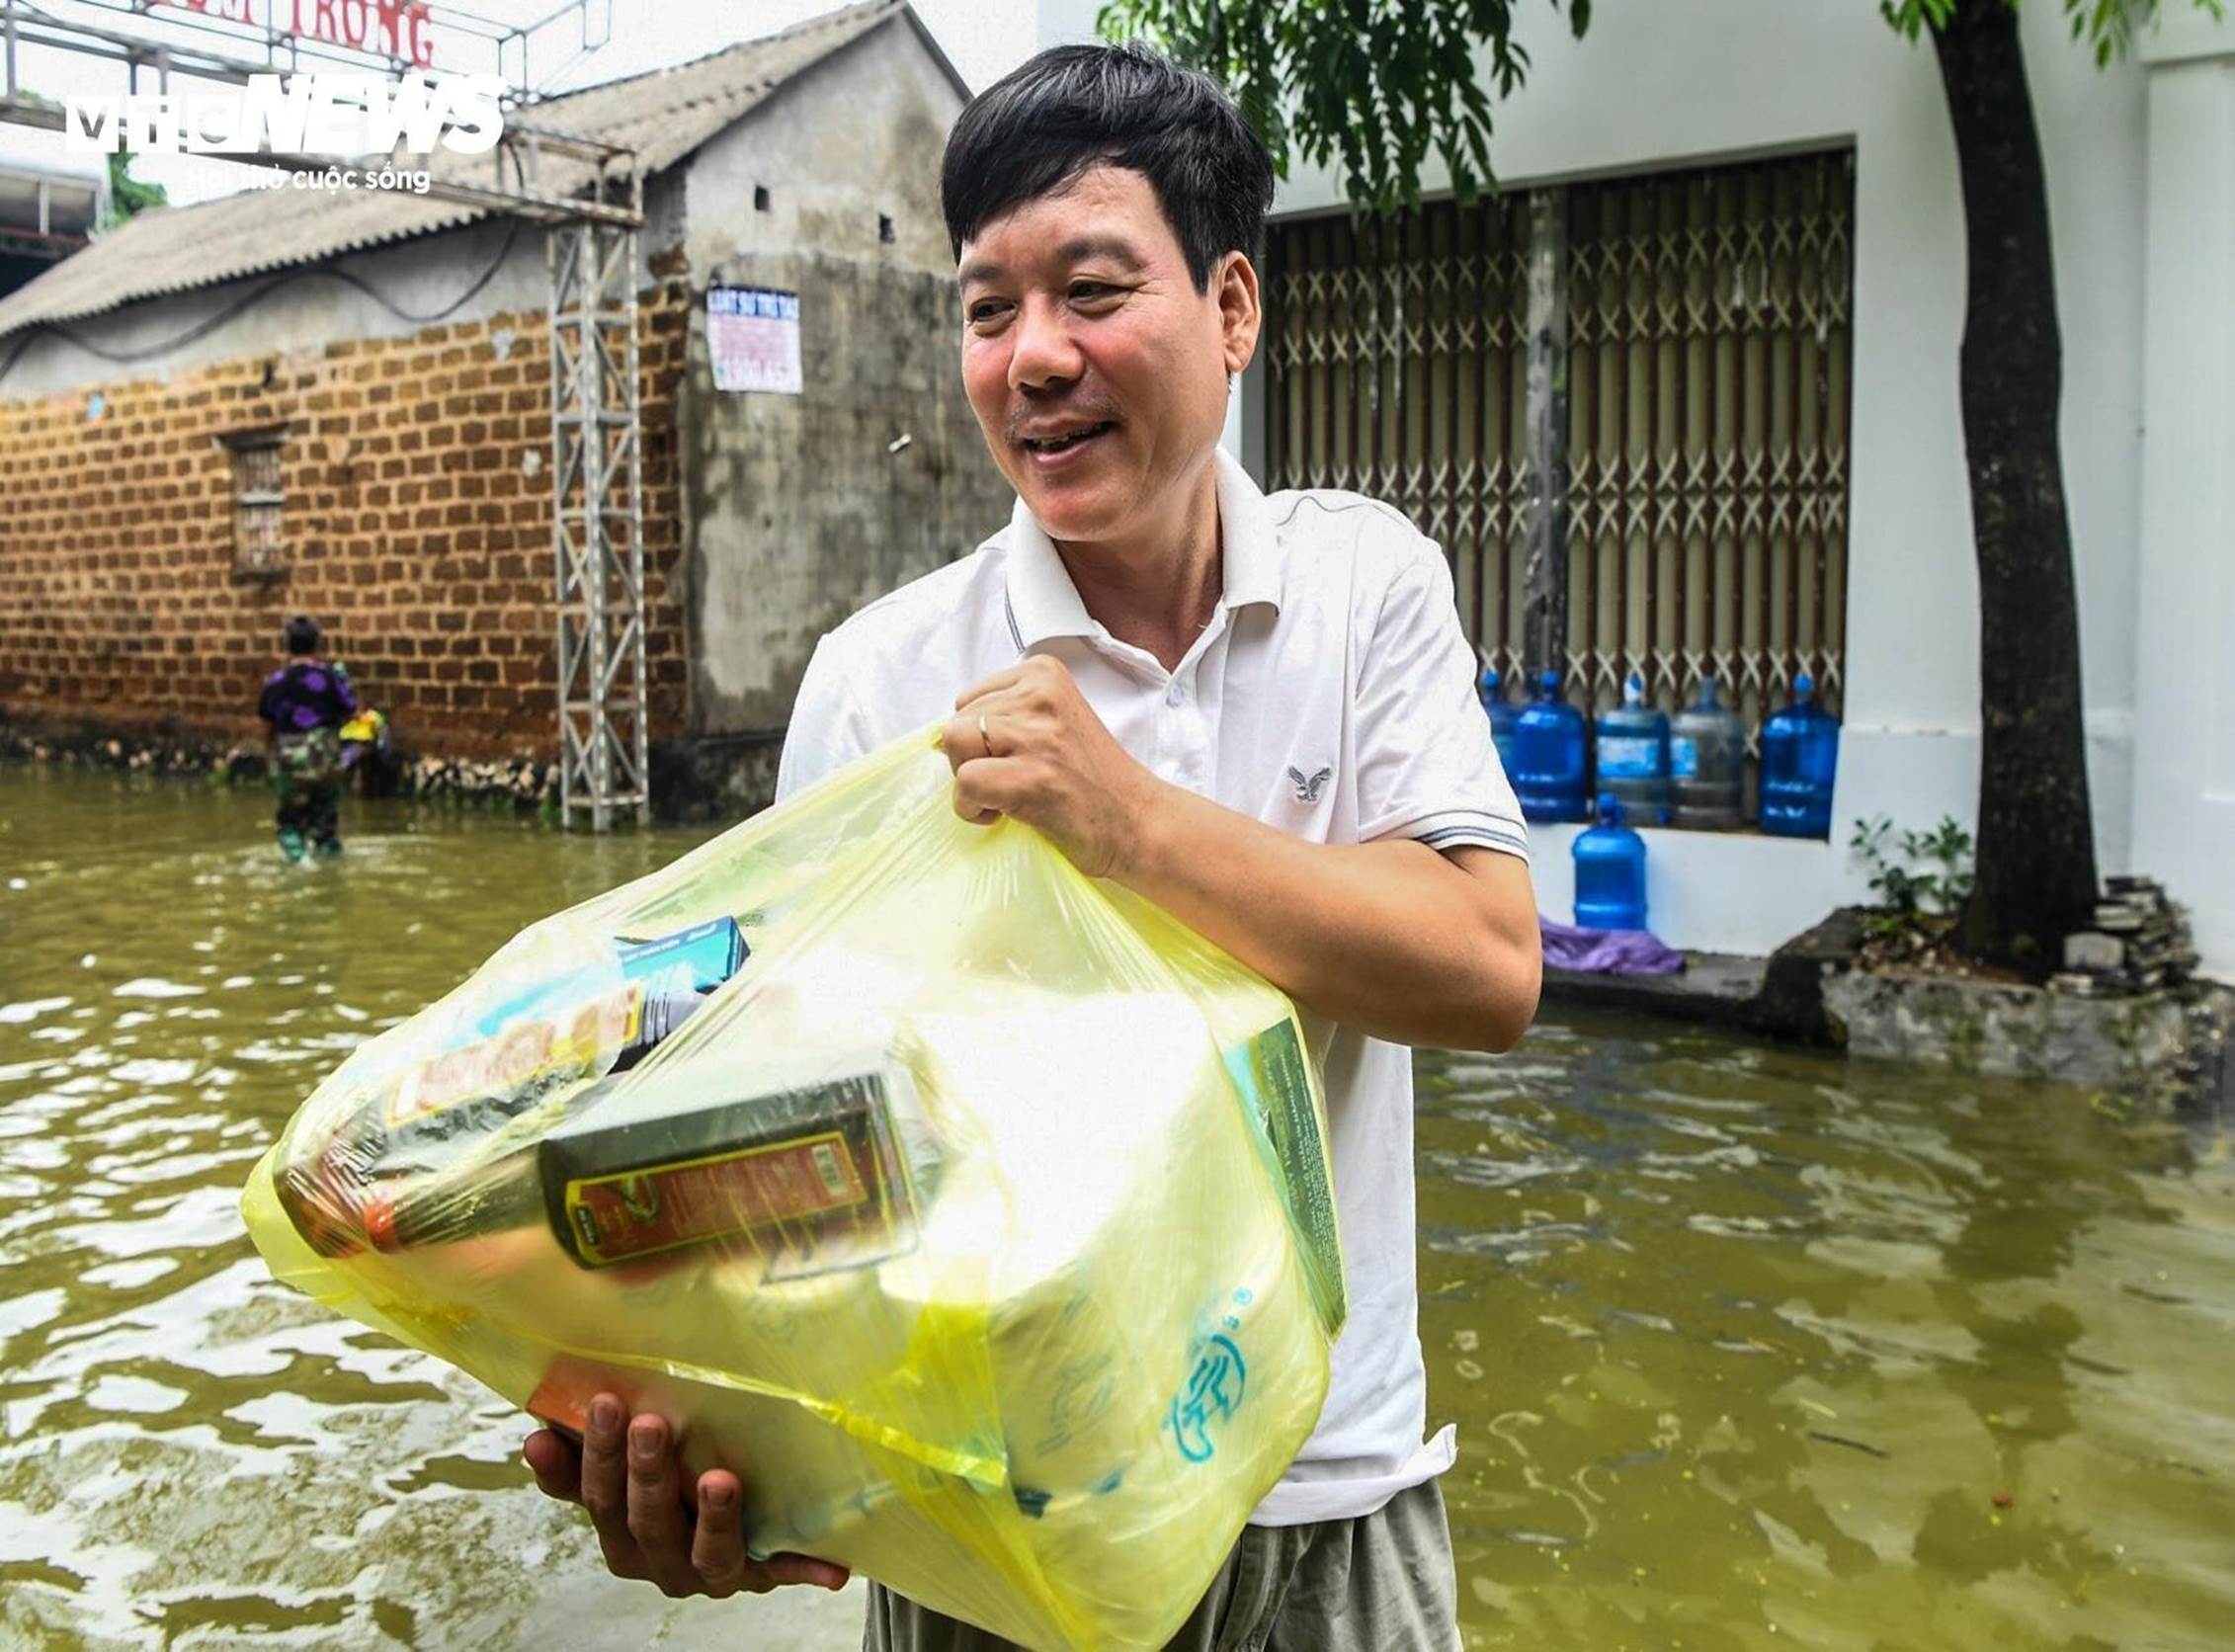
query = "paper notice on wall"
(708, 287, 802, 394)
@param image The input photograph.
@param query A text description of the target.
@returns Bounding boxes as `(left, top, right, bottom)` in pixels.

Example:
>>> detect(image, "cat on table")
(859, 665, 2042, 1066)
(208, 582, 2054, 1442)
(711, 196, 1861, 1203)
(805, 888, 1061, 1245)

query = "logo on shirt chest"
(1285, 764, 1333, 803)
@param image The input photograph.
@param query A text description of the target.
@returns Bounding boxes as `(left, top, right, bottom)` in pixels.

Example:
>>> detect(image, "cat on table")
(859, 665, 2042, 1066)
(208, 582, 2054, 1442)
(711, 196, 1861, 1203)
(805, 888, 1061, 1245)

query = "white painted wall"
(2132, 21, 2235, 979)
(683, 20, 965, 281)
(1043, 0, 2208, 962)
(888, 2, 2234, 967)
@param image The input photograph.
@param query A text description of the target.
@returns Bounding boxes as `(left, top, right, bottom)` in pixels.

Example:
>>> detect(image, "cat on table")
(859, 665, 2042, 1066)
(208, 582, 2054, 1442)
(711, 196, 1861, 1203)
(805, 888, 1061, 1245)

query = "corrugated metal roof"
(0, 0, 928, 342)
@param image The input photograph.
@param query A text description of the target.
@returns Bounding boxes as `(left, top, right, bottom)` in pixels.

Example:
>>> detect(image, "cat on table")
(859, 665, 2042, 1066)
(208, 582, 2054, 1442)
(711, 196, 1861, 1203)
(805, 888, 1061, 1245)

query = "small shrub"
(1849, 814, 1978, 965)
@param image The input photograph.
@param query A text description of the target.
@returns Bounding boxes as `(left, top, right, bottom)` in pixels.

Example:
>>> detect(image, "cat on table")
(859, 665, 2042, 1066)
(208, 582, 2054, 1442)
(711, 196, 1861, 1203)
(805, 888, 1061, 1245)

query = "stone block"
(1824, 966, 2188, 1090)
(2063, 931, 2127, 972)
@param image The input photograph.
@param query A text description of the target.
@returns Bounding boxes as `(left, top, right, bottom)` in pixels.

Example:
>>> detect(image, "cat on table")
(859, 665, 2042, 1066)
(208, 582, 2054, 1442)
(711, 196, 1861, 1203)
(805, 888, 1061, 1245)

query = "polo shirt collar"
(1004, 448, 1285, 651)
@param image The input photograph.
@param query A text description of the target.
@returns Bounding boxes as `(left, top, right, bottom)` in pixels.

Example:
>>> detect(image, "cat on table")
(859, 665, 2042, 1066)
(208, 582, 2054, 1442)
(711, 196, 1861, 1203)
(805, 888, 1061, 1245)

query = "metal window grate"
(1565, 154, 1853, 736)
(228, 435, 286, 577)
(1265, 195, 1533, 670)
(1265, 150, 1854, 741)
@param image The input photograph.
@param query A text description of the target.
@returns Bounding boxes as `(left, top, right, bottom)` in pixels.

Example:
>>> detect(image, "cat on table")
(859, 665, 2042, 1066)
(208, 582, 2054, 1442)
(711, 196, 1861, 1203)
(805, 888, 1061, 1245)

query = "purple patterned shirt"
(258, 659, 359, 734)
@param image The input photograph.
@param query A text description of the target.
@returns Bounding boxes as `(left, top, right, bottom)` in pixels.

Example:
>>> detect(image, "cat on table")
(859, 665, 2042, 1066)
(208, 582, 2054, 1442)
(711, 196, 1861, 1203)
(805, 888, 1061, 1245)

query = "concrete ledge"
(1825, 969, 2190, 1091)
(1538, 907, 1858, 1046)
(2139, 8, 2235, 65)
(1538, 908, 2234, 1110)
(1541, 953, 1766, 1029)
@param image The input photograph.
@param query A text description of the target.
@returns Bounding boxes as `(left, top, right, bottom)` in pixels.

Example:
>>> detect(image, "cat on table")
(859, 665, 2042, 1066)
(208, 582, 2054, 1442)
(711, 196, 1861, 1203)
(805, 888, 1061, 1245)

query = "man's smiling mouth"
(1022, 422, 1117, 454)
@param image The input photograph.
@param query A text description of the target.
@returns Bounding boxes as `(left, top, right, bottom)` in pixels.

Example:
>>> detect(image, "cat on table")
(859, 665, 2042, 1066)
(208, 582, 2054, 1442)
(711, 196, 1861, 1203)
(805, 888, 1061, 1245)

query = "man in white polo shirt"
(524, 41, 1539, 1649)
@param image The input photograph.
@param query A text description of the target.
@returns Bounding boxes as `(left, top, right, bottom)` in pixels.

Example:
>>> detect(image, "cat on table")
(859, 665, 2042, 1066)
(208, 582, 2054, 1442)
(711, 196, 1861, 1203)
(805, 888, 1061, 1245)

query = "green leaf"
(1107, 0, 2225, 213)
(2043, 0, 2222, 67)
(1101, 0, 1540, 214)
(102, 151, 170, 228)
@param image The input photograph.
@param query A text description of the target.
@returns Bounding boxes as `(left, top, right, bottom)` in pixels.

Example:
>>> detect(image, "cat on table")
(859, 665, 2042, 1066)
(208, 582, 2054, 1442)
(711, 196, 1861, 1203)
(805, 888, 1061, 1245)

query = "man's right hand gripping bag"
(240, 729, 1347, 1650)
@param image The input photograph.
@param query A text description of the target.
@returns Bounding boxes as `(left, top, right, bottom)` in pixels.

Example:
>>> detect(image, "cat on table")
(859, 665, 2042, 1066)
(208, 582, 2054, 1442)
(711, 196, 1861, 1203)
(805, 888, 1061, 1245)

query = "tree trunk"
(1930, 0, 2100, 977)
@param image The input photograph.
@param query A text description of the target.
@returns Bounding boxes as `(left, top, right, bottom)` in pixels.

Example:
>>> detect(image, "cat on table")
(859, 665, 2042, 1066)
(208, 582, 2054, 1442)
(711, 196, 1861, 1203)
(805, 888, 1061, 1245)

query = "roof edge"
(894, 2, 976, 102)
(597, 4, 967, 186)
(0, 1, 968, 345)
(524, 0, 902, 117)
(0, 200, 492, 343)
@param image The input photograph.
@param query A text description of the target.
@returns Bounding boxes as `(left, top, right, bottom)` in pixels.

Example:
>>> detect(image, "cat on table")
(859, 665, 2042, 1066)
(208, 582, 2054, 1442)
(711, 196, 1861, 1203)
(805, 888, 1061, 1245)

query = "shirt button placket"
(1171, 677, 1207, 792)
(1152, 675, 1181, 785)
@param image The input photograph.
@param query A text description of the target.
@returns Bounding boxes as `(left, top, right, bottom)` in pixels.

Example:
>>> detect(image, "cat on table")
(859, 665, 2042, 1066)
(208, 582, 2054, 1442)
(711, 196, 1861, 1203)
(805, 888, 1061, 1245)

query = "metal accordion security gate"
(1263, 149, 1855, 749)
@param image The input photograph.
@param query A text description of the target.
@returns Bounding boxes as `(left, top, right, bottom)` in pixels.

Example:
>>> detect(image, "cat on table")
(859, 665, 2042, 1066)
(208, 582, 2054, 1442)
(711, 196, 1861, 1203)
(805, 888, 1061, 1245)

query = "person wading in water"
(257, 615, 359, 862)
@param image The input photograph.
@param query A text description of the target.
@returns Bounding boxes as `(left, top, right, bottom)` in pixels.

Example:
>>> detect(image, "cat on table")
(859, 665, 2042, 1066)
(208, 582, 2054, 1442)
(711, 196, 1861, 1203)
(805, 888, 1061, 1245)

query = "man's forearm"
(1118, 780, 1540, 1052)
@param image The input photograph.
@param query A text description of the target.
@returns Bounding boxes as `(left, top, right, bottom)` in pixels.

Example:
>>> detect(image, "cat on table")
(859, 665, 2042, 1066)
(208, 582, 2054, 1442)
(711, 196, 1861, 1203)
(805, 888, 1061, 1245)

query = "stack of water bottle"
(1479, 663, 1841, 934)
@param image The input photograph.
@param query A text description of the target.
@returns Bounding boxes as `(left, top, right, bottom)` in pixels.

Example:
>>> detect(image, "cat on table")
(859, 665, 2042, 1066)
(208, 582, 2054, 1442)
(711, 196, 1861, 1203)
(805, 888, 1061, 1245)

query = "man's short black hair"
(284, 615, 322, 656)
(941, 41, 1276, 291)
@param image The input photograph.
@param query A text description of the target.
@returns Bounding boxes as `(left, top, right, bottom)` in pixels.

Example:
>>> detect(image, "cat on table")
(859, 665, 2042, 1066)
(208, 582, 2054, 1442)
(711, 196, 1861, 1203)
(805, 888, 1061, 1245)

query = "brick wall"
(0, 276, 692, 760)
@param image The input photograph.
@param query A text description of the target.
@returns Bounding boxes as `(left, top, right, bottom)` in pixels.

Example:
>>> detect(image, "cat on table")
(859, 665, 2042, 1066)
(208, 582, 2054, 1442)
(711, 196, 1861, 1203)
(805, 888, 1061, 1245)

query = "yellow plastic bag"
(242, 729, 1346, 1649)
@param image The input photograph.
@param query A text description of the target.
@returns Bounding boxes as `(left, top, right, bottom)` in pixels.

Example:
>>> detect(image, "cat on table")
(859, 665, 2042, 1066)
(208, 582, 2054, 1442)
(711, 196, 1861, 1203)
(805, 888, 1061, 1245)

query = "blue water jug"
(1513, 669, 1589, 823)
(1760, 671, 1840, 838)
(1573, 792, 1648, 931)
(1670, 676, 1747, 830)
(1478, 667, 1520, 777)
(1596, 673, 1670, 825)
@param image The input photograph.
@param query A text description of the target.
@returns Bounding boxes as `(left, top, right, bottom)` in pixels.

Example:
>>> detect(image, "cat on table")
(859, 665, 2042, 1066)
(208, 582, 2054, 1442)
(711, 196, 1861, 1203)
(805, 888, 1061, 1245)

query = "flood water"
(3, 766, 2230, 1650)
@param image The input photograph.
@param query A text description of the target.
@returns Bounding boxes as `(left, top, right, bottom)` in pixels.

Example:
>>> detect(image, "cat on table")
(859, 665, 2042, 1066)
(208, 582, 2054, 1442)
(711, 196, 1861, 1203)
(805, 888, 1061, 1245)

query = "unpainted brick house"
(0, 0, 1007, 812)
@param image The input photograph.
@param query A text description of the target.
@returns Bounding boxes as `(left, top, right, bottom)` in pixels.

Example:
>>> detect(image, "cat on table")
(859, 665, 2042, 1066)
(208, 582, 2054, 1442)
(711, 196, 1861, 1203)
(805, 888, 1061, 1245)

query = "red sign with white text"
(155, 0, 439, 70)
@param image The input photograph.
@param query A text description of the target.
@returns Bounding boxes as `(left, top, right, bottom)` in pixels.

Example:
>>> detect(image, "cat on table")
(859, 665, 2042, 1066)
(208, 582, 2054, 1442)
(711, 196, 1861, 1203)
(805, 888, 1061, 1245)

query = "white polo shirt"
(775, 447, 1530, 1527)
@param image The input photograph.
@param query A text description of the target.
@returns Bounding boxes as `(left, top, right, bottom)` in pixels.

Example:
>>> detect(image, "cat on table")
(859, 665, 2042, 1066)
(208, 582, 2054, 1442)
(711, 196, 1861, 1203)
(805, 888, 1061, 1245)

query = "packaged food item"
(543, 1057, 925, 1271)
(615, 915, 746, 992)
(273, 919, 741, 1260)
(243, 731, 1344, 1651)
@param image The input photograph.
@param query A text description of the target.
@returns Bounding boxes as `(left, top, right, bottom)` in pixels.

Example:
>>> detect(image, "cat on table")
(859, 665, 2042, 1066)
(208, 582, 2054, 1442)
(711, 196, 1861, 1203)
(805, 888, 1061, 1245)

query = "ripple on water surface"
(1417, 1019, 2235, 1649)
(0, 770, 867, 1650)
(4, 767, 2232, 1650)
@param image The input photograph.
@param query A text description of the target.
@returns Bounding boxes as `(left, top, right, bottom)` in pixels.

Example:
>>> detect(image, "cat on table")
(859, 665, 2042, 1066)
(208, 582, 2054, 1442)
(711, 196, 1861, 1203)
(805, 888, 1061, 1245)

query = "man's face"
(956, 165, 1258, 549)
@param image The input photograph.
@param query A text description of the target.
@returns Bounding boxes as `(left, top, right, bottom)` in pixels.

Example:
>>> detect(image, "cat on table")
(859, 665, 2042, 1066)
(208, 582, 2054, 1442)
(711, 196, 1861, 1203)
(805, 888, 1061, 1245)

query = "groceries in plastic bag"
(241, 728, 1347, 1650)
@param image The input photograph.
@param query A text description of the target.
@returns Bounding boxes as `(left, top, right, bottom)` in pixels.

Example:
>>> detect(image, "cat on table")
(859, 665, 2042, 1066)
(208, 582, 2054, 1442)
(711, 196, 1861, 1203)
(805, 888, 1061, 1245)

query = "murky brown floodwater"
(3, 765, 2230, 1650)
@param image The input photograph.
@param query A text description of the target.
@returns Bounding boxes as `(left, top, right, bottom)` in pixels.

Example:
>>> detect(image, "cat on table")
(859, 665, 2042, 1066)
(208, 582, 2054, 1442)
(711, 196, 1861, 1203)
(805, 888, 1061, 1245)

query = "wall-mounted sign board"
(708, 286, 802, 395)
